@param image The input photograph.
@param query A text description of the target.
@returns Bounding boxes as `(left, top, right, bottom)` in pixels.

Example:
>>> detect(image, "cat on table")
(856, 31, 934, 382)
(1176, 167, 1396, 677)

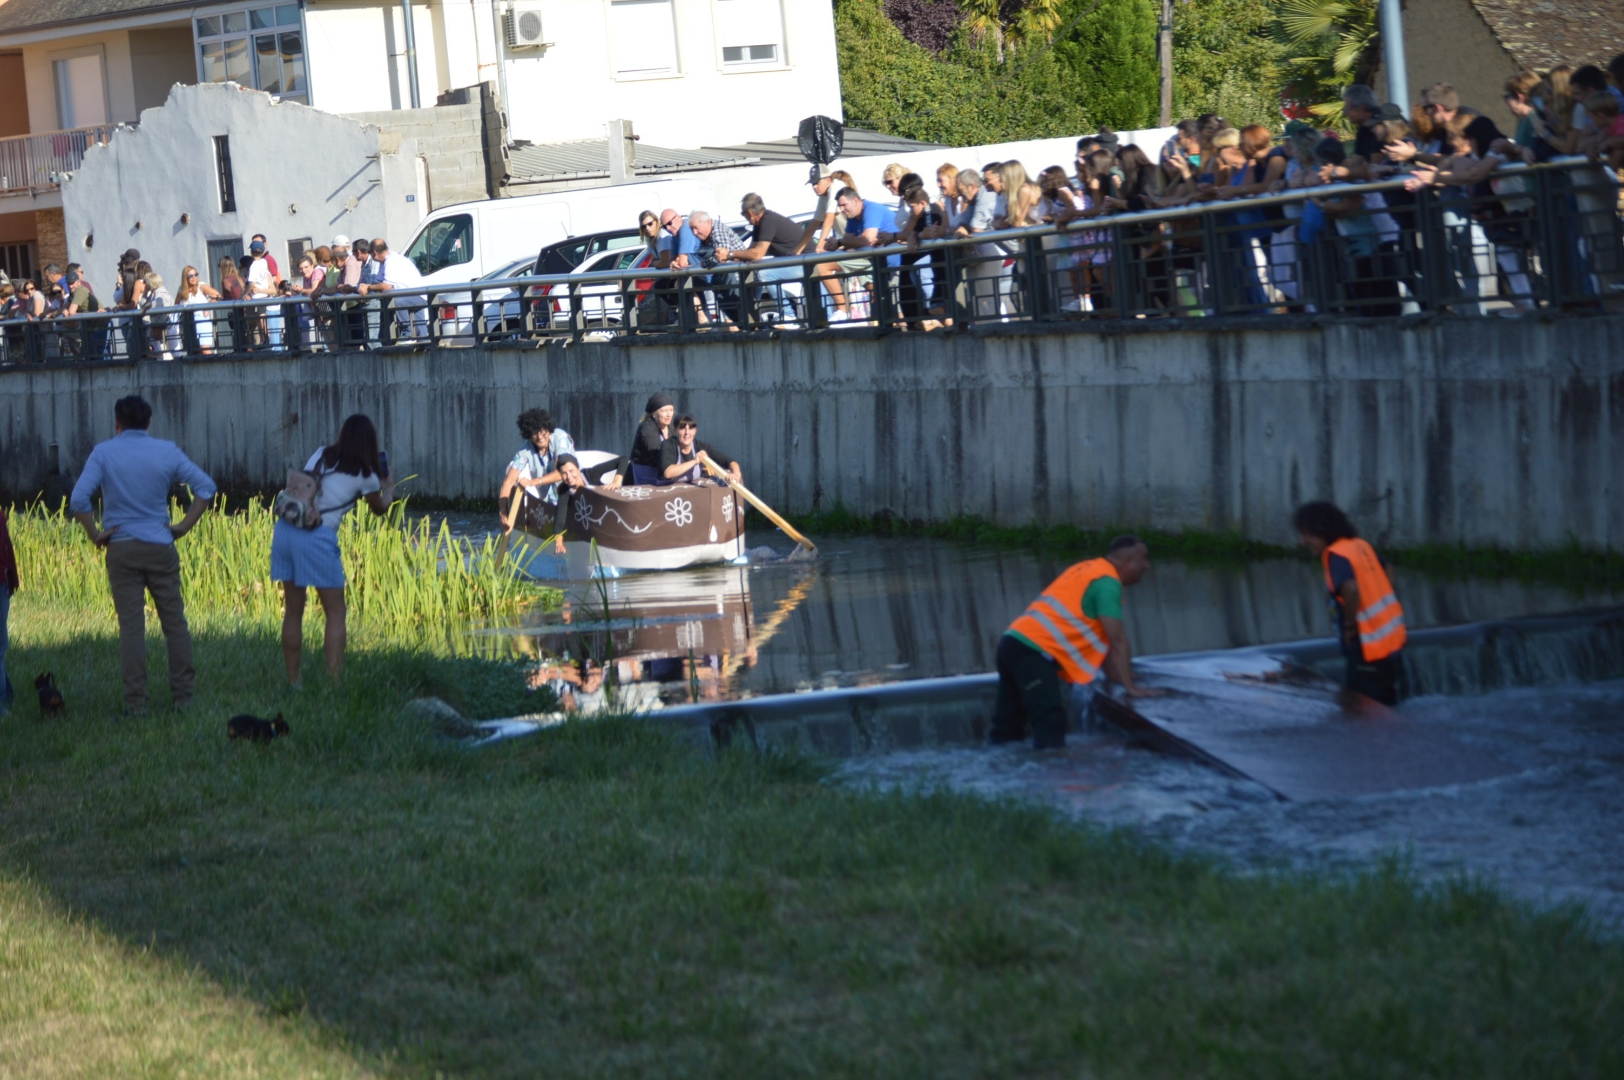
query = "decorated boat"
(510, 451, 747, 578)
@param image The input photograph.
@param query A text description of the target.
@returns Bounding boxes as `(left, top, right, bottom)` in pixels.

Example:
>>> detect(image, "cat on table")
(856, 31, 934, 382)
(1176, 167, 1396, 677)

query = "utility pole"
(1159, 0, 1174, 127)
(401, 0, 422, 109)
(1379, 0, 1409, 116)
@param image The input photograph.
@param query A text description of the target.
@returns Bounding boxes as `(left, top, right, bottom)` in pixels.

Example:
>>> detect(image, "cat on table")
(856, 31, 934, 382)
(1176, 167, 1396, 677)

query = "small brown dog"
(34, 673, 65, 718)
(227, 713, 289, 743)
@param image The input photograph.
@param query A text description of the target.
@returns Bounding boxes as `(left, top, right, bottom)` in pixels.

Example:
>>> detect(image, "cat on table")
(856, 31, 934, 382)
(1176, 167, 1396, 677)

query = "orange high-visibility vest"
(1323, 538, 1407, 661)
(1007, 558, 1117, 684)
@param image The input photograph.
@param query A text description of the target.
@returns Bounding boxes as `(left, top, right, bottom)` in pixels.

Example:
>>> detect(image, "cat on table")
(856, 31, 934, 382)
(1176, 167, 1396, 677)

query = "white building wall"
(61, 82, 423, 290)
(305, 0, 841, 148)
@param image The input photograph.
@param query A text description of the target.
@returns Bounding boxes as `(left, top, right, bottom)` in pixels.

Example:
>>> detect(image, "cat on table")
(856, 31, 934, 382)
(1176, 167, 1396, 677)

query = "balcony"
(0, 124, 122, 200)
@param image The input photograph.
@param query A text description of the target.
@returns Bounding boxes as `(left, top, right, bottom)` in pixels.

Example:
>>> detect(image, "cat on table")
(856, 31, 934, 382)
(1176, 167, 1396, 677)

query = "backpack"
(274, 461, 358, 530)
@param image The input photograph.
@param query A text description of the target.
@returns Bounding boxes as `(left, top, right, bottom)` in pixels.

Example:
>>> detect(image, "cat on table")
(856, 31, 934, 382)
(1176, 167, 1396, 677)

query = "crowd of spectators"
(646, 52, 1624, 328)
(0, 230, 429, 361)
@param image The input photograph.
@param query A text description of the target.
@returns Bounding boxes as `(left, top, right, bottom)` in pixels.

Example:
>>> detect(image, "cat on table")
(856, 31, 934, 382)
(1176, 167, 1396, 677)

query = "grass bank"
(2, 594, 1621, 1075)
(780, 505, 1624, 591)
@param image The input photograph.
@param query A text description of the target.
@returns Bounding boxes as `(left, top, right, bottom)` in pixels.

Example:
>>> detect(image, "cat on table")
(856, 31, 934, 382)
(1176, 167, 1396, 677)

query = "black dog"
(227, 713, 289, 743)
(34, 673, 65, 718)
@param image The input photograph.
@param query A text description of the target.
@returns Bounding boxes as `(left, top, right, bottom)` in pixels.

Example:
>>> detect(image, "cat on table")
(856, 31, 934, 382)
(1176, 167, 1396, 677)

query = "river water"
(439, 519, 1624, 924)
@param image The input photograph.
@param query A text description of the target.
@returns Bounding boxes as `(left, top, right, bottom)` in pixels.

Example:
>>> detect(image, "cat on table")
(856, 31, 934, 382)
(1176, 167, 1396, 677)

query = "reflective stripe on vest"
(1323, 538, 1407, 661)
(1006, 558, 1117, 683)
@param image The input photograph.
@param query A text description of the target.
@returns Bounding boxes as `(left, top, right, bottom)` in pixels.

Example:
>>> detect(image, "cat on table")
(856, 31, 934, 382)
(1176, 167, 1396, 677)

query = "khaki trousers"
(105, 540, 193, 711)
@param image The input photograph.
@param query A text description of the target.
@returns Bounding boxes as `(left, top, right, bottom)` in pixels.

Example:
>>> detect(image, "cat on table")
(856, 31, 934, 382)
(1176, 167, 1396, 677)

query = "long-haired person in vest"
(1293, 501, 1408, 704)
(271, 414, 395, 685)
(992, 535, 1162, 750)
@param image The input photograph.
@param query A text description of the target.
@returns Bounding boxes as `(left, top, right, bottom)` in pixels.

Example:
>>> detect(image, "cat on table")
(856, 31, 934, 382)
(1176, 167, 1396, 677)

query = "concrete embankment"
(1, 315, 1619, 550)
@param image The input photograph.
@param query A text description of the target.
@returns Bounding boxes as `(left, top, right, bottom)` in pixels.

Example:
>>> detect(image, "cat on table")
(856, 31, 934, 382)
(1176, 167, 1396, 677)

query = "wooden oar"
(700, 458, 816, 555)
(496, 484, 526, 566)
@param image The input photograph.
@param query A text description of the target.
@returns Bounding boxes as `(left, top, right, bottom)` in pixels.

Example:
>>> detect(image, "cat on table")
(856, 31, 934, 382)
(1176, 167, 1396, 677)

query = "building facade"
(0, 0, 842, 271)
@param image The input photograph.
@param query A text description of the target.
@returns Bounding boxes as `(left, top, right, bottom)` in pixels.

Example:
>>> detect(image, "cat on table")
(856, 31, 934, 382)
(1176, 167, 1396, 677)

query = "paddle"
(700, 458, 817, 557)
(496, 484, 526, 565)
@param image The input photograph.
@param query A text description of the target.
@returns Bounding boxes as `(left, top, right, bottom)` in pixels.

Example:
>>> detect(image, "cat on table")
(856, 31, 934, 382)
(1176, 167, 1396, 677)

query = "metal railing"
(0, 158, 1619, 366)
(0, 125, 121, 196)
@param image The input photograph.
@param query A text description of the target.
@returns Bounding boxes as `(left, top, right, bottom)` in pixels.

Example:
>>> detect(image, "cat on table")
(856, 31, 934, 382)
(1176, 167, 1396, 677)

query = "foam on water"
(838, 679, 1624, 927)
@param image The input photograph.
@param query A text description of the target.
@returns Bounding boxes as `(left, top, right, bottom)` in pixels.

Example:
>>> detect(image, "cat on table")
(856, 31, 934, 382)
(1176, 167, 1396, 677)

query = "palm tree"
(1273, 0, 1379, 128)
(960, 0, 1068, 62)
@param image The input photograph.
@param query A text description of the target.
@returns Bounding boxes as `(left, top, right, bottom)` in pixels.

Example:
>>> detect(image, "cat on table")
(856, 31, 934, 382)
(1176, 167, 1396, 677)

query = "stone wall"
(1, 316, 1619, 551)
(346, 102, 488, 210)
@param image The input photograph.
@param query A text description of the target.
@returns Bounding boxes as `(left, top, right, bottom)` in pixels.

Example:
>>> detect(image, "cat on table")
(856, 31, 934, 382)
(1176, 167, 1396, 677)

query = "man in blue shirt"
(69, 395, 216, 715)
(833, 188, 896, 251)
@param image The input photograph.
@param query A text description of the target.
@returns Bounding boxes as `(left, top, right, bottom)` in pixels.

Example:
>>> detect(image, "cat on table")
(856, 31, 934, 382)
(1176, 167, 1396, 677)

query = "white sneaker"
(1061, 298, 1084, 312)
(827, 309, 851, 324)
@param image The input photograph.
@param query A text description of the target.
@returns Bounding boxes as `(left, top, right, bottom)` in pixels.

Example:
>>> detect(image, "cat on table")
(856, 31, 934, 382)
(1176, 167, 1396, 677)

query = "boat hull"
(513, 479, 746, 577)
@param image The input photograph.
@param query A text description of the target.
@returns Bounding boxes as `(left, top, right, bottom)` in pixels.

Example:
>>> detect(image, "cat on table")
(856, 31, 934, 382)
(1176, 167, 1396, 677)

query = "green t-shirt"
(1008, 576, 1122, 655)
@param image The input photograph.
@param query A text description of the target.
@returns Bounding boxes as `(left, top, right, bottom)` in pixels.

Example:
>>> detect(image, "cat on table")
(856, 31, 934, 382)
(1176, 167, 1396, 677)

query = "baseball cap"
(250, 240, 266, 254)
(1275, 119, 1319, 140)
(122, 247, 140, 260)
(1374, 102, 1405, 123)
(331, 234, 350, 247)
(807, 163, 833, 184)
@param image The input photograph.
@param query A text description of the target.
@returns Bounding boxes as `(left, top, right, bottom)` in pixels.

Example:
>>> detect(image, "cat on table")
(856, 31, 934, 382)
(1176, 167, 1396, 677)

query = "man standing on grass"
(69, 396, 216, 716)
(992, 535, 1162, 750)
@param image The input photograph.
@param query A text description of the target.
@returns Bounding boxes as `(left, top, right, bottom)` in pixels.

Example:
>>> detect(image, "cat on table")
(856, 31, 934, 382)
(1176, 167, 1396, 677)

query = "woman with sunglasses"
(638, 211, 660, 255)
(177, 265, 222, 354)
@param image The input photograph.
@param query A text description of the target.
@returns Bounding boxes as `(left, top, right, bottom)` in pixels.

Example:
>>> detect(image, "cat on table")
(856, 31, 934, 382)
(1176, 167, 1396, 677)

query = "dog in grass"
(227, 713, 290, 743)
(34, 673, 65, 718)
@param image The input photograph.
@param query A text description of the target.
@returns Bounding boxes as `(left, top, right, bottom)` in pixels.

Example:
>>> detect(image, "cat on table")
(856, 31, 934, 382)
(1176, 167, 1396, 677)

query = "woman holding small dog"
(271, 413, 395, 685)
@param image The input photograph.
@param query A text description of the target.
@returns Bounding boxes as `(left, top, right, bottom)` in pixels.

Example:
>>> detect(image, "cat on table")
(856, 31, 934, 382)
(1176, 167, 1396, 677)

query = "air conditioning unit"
(506, 2, 550, 49)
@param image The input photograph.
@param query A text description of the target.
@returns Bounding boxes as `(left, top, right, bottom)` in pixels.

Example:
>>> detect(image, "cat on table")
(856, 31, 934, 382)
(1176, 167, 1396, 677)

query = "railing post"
(1415, 186, 1447, 312)
(1202, 210, 1225, 317)
(941, 241, 964, 329)
(871, 251, 895, 330)
(1022, 232, 1048, 322)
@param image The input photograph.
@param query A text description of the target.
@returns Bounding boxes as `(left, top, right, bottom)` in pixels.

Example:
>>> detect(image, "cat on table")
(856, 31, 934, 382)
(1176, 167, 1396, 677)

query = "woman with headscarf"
(624, 392, 675, 485)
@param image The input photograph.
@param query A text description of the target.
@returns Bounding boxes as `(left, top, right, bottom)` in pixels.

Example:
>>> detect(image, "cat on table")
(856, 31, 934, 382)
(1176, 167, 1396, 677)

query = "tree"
(959, 0, 1068, 61)
(1052, 0, 1159, 130)
(835, 0, 1088, 144)
(1272, 0, 1379, 128)
(1171, 0, 1284, 127)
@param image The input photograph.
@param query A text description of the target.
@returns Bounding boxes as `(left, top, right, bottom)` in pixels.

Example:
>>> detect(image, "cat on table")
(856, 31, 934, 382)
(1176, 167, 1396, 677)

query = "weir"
(642, 607, 1624, 801)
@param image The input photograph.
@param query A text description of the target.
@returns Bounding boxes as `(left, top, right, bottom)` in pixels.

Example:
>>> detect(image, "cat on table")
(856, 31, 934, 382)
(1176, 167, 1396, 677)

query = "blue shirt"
(844, 199, 894, 239)
(69, 429, 217, 545)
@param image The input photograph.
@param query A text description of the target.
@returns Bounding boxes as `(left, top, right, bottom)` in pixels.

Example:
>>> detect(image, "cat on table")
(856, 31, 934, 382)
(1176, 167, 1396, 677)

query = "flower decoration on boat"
(574, 496, 596, 528)
(664, 497, 694, 528)
(721, 494, 734, 524)
(619, 486, 652, 500)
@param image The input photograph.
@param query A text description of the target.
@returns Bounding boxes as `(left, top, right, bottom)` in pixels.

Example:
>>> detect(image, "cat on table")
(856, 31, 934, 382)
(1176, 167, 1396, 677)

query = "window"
(610, 0, 678, 78)
(214, 135, 237, 213)
(287, 237, 311, 270)
(714, 0, 784, 69)
(0, 243, 35, 281)
(196, 4, 307, 105)
(53, 53, 108, 128)
(406, 214, 473, 275)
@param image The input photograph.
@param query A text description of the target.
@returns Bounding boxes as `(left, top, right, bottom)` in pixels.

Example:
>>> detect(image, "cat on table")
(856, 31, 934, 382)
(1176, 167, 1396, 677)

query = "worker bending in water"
(1293, 501, 1408, 704)
(992, 535, 1161, 750)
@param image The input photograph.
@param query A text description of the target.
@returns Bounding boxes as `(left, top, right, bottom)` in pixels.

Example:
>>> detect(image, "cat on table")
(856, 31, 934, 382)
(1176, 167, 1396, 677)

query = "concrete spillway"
(652, 607, 1624, 801)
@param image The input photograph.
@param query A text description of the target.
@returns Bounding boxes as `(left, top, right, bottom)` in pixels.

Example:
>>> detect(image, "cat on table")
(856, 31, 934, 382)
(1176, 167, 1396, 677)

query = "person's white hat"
(331, 234, 351, 247)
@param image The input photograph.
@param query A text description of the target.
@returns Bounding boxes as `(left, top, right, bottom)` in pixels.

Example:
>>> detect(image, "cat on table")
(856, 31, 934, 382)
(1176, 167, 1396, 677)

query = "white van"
(401, 178, 722, 286)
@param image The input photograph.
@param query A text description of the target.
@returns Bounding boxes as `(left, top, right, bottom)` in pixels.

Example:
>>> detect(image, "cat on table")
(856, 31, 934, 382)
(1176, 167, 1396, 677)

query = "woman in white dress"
(176, 265, 221, 354)
(270, 413, 395, 685)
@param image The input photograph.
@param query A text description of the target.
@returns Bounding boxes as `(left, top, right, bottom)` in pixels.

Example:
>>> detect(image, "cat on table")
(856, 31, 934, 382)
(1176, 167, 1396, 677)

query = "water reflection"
(462, 525, 1624, 707)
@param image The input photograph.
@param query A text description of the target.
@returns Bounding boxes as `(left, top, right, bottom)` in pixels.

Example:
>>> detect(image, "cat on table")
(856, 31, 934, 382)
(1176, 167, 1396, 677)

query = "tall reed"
(8, 500, 538, 639)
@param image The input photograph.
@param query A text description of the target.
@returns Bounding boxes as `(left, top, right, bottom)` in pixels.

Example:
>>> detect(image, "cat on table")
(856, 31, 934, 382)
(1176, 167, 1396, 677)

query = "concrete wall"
(1, 316, 1620, 552)
(347, 101, 489, 209)
(60, 82, 424, 291)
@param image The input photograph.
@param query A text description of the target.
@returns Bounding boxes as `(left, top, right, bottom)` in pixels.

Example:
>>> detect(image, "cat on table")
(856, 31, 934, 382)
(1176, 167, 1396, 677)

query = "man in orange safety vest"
(992, 535, 1162, 750)
(1293, 501, 1408, 704)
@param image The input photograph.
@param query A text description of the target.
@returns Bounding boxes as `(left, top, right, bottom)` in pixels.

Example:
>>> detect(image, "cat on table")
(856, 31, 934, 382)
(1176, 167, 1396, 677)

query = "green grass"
(1, 594, 1620, 1077)
(781, 505, 1624, 592)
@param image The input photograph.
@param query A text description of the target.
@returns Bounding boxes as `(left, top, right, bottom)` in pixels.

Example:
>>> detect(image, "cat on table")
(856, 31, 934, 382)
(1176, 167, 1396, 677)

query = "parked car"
(521, 245, 657, 332)
(534, 229, 642, 276)
(433, 256, 535, 343)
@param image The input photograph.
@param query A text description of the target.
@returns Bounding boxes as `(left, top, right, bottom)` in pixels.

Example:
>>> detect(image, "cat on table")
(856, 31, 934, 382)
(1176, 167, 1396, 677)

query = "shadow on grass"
(2, 605, 1623, 1078)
